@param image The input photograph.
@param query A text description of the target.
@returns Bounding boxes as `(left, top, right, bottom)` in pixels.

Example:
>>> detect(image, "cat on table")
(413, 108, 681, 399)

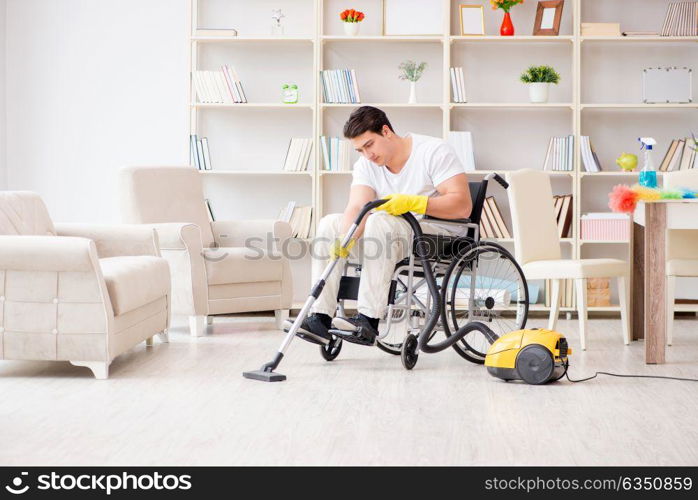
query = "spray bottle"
(638, 137, 657, 189)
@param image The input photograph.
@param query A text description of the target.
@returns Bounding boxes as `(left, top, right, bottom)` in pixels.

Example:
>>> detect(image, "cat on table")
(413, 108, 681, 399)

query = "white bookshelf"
(189, 0, 698, 307)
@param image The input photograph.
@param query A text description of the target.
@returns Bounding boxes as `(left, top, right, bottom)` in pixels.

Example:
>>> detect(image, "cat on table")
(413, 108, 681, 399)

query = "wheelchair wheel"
(401, 334, 419, 370)
(441, 242, 529, 364)
(320, 336, 342, 361)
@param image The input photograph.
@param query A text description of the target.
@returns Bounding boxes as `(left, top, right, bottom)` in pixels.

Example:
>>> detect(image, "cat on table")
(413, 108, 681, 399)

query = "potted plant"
(340, 9, 365, 36)
(520, 65, 560, 103)
(399, 60, 427, 104)
(490, 0, 525, 36)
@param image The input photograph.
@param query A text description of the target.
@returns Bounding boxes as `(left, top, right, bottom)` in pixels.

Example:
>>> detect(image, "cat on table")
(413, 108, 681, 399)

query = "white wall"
(4, 0, 189, 223)
(0, 0, 6, 190)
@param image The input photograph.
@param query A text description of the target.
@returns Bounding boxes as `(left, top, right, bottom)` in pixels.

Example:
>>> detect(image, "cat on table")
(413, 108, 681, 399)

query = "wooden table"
(632, 199, 698, 364)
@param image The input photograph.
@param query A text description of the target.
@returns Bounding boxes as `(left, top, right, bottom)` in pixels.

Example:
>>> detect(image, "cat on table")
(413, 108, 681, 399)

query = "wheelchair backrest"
(468, 180, 488, 226)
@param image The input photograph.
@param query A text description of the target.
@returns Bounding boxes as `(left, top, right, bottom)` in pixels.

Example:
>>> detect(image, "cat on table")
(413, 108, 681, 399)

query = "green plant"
(398, 60, 427, 82)
(519, 65, 561, 84)
(690, 132, 698, 152)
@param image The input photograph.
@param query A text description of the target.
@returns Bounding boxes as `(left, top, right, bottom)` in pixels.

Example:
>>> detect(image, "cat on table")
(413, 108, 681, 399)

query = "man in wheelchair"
(285, 106, 473, 346)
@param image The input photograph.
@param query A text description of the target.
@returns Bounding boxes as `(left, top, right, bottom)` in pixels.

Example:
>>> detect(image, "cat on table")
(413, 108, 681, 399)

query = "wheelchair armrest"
(421, 215, 472, 224)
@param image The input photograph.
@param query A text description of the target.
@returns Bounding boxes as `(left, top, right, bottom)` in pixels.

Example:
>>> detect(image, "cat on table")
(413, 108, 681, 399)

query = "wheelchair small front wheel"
(401, 334, 419, 370)
(320, 336, 342, 361)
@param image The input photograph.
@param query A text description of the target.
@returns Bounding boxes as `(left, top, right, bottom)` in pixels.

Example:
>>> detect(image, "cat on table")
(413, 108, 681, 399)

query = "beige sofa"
(119, 166, 293, 336)
(0, 192, 170, 379)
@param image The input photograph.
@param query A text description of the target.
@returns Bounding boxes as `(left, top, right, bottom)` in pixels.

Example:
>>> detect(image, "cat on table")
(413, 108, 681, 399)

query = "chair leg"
(548, 279, 561, 331)
(70, 361, 109, 380)
(618, 276, 630, 345)
(575, 279, 588, 351)
(275, 309, 290, 330)
(189, 315, 207, 337)
(666, 275, 676, 346)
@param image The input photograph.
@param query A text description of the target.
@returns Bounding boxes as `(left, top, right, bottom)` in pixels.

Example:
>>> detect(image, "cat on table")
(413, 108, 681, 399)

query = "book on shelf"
(580, 136, 603, 172)
(192, 65, 247, 104)
(447, 131, 475, 172)
(321, 69, 361, 104)
(449, 67, 467, 103)
(661, 2, 698, 37)
(320, 136, 352, 171)
(622, 31, 660, 37)
(279, 204, 313, 239)
(480, 196, 510, 239)
(189, 134, 212, 170)
(659, 137, 697, 171)
(581, 23, 621, 36)
(204, 198, 215, 222)
(543, 135, 574, 171)
(553, 194, 573, 238)
(282, 138, 313, 172)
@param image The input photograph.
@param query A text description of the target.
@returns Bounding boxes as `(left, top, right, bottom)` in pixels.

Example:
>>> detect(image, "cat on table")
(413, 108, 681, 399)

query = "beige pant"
(310, 212, 457, 319)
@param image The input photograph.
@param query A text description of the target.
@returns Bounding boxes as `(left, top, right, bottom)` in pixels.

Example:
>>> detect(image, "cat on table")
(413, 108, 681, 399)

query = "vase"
(343, 22, 360, 36)
(529, 82, 549, 103)
(408, 81, 417, 104)
(500, 11, 514, 36)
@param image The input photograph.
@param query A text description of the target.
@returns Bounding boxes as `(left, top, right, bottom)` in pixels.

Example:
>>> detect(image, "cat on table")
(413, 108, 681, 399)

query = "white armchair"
(119, 166, 293, 336)
(0, 192, 171, 379)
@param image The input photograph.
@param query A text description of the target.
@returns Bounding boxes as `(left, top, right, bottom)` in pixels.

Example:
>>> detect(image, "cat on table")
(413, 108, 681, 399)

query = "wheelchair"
(244, 172, 529, 381)
(322, 173, 530, 369)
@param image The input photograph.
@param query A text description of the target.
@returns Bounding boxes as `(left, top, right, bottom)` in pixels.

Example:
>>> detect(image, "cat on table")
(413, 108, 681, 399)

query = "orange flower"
(340, 11, 348, 20)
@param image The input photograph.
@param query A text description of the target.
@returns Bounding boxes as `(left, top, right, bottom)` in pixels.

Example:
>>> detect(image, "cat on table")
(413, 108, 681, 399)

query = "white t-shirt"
(351, 133, 465, 198)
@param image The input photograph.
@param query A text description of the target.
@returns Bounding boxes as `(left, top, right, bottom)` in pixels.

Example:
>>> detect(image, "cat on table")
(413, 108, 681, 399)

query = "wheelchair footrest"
(328, 328, 376, 346)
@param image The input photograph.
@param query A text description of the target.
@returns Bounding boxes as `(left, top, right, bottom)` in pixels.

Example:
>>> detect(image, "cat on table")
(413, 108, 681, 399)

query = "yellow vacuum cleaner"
(485, 328, 571, 385)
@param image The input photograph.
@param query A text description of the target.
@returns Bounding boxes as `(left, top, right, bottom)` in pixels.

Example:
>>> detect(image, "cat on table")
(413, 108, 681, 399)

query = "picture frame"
(382, 0, 443, 36)
(459, 5, 485, 36)
(533, 0, 564, 36)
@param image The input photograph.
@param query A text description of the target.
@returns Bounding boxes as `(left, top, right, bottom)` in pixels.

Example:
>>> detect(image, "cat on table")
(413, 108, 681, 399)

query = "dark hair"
(343, 106, 394, 139)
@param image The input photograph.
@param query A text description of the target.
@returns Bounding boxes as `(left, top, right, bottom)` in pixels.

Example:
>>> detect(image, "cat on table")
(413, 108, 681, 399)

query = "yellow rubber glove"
(330, 237, 356, 260)
(375, 193, 429, 216)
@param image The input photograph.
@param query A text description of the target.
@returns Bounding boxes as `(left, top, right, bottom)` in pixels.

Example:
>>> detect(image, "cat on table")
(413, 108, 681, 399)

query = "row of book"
(190, 134, 212, 170)
(449, 67, 467, 103)
(479, 196, 510, 239)
(660, 2, 698, 36)
(580, 136, 603, 172)
(543, 135, 575, 171)
(193, 66, 248, 104)
(278, 201, 313, 239)
(282, 138, 314, 171)
(447, 131, 476, 172)
(553, 194, 573, 238)
(321, 69, 361, 104)
(320, 136, 353, 171)
(659, 137, 697, 171)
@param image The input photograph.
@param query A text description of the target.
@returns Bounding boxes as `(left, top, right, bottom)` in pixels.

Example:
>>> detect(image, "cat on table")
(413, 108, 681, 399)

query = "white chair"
(120, 166, 293, 337)
(506, 169, 630, 350)
(663, 170, 698, 345)
(0, 192, 171, 379)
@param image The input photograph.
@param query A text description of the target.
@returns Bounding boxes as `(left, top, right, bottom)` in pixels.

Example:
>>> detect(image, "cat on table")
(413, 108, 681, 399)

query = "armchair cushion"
(203, 247, 283, 285)
(99, 256, 170, 316)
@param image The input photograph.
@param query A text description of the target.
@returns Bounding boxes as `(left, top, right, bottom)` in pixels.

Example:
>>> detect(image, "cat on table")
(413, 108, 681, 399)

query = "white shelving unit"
(189, 0, 698, 307)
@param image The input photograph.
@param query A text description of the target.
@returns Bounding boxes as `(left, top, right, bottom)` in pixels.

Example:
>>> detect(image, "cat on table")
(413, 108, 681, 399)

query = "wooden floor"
(1, 314, 697, 466)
